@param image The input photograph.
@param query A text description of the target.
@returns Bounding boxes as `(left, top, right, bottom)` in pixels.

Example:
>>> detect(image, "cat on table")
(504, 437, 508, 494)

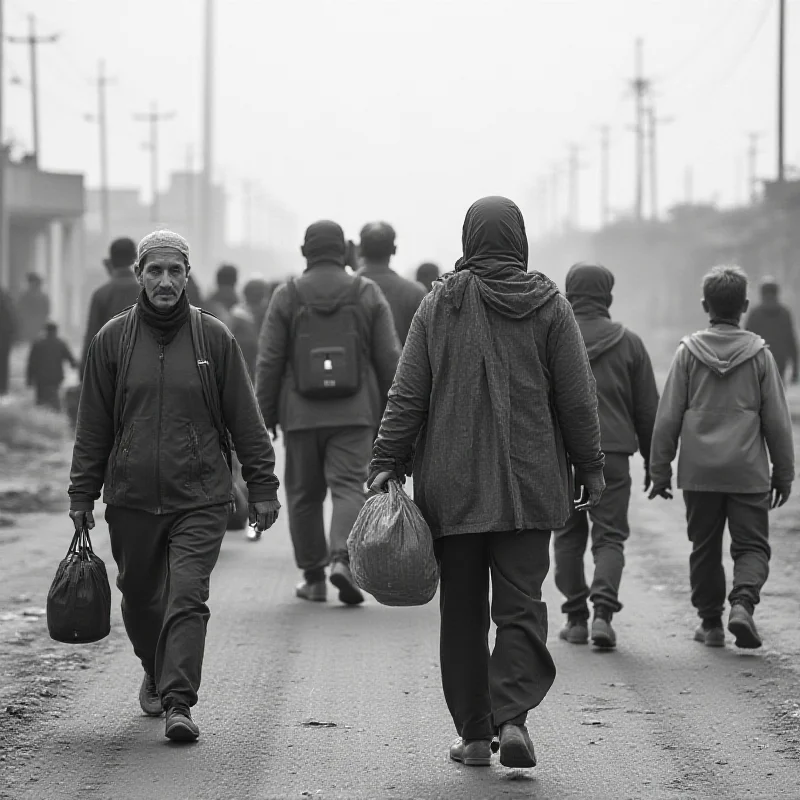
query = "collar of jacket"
(304, 260, 346, 272)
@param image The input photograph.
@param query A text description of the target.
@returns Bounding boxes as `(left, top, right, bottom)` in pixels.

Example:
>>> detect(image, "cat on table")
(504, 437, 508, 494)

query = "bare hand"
(771, 485, 791, 509)
(249, 500, 281, 534)
(368, 471, 395, 494)
(648, 485, 673, 501)
(69, 509, 95, 532)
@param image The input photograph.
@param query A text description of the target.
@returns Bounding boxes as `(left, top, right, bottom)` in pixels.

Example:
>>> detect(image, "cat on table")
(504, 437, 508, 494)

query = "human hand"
(69, 509, 95, 532)
(249, 500, 281, 534)
(575, 471, 605, 511)
(368, 471, 395, 494)
(269, 426, 279, 442)
(771, 483, 791, 509)
(644, 464, 652, 493)
(648, 484, 673, 501)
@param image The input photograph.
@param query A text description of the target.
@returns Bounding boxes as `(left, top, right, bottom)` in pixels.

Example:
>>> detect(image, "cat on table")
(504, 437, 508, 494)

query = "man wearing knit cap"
(357, 222, 427, 346)
(68, 229, 281, 743)
(256, 220, 401, 604)
(554, 261, 659, 649)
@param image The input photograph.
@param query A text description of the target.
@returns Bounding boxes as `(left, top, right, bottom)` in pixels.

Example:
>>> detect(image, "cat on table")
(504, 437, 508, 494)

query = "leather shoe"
(449, 738, 492, 766)
(329, 561, 364, 605)
(498, 724, 536, 768)
(295, 580, 327, 602)
(139, 672, 163, 717)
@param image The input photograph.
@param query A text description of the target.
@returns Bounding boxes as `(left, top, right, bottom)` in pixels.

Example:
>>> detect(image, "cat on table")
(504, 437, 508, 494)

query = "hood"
(682, 325, 766, 376)
(576, 317, 626, 361)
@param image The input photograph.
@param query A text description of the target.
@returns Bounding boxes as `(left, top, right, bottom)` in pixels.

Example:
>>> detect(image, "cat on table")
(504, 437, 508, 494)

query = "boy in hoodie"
(555, 262, 659, 649)
(649, 266, 794, 649)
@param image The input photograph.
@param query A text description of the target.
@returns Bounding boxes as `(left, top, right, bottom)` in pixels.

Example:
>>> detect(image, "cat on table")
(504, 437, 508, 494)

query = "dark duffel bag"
(47, 527, 111, 644)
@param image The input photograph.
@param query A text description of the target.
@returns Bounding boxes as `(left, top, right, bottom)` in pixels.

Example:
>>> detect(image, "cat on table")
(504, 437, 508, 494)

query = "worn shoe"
(449, 738, 492, 766)
(139, 672, 163, 717)
(329, 561, 365, 606)
(591, 608, 617, 649)
(559, 617, 589, 644)
(164, 704, 199, 742)
(694, 619, 725, 647)
(728, 604, 762, 649)
(295, 580, 327, 602)
(498, 724, 536, 768)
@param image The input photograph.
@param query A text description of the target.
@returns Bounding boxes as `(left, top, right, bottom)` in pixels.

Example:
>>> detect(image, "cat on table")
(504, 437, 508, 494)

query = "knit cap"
(137, 230, 190, 266)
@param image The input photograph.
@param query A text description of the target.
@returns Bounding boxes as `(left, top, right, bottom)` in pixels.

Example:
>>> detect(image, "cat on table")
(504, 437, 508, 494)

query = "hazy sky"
(4, 0, 796, 272)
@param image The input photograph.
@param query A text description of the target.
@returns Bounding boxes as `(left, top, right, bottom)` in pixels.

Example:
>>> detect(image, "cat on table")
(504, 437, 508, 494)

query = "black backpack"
(288, 277, 365, 400)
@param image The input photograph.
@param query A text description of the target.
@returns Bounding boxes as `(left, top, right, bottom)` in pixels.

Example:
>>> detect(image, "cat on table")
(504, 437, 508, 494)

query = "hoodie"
(370, 197, 603, 537)
(650, 324, 794, 494)
(566, 262, 659, 460)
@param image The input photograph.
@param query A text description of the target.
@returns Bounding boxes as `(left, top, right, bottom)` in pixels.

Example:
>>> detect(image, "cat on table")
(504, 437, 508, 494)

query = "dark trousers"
(683, 491, 771, 620)
(105, 503, 228, 708)
(0, 343, 9, 395)
(554, 453, 631, 617)
(435, 530, 556, 740)
(35, 382, 61, 411)
(284, 426, 373, 572)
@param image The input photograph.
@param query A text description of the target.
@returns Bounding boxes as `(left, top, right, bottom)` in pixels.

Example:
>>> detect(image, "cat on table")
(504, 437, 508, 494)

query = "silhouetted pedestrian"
(17, 273, 50, 343)
(415, 261, 440, 293)
(27, 321, 76, 410)
(206, 264, 239, 327)
(0, 286, 16, 396)
(745, 277, 798, 384)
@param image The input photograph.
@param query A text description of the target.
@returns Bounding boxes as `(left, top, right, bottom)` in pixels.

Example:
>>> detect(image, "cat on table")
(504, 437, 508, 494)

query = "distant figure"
(185, 274, 204, 306)
(554, 262, 659, 649)
(206, 264, 239, 327)
(357, 222, 427, 345)
(229, 279, 270, 380)
(17, 273, 50, 343)
(80, 238, 141, 376)
(0, 286, 17, 395)
(650, 266, 794, 650)
(415, 261, 441, 293)
(26, 321, 77, 410)
(745, 277, 798, 384)
(242, 278, 271, 337)
(256, 220, 401, 605)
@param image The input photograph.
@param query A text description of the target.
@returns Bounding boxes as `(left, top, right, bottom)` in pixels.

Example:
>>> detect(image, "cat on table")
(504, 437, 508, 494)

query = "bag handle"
(67, 526, 96, 559)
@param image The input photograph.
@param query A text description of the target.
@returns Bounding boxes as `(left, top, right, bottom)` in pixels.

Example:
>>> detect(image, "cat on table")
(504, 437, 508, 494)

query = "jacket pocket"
(110, 423, 135, 493)
(186, 423, 209, 499)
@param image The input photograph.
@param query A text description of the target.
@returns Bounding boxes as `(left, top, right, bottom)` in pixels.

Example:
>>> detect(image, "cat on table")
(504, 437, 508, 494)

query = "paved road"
(2, 459, 800, 799)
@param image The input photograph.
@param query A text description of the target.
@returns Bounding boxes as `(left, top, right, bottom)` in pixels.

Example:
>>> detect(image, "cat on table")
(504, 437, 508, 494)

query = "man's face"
(136, 249, 188, 310)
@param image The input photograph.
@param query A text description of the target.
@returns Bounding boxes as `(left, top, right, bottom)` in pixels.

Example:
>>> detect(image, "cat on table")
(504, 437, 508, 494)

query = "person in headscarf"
(68, 230, 281, 743)
(554, 262, 659, 650)
(255, 221, 401, 605)
(369, 197, 604, 771)
(415, 261, 441, 293)
(745, 277, 799, 384)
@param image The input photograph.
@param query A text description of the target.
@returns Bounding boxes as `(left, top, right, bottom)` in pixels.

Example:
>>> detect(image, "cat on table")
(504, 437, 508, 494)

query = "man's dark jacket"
(27, 335, 75, 387)
(746, 302, 798, 376)
(80, 269, 141, 375)
(69, 307, 279, 514)
(255, 264, 401, 432)
(356, 265, 427, 345)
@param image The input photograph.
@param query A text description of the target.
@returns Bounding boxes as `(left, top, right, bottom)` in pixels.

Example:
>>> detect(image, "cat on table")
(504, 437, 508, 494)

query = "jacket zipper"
(156, 343, 164, 514)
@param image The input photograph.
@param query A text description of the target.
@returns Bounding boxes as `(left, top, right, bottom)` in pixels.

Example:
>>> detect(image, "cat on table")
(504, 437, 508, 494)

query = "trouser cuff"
(304, 567, 325, 584)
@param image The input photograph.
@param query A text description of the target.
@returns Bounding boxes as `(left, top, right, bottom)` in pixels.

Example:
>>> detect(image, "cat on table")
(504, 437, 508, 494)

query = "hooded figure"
(368, 197, 604, 770)
(554, 261, 659, 649)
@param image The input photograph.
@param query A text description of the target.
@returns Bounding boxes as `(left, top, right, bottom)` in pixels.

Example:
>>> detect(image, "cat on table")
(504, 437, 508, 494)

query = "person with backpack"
(68, 230, 281, 743)
(255, 220, 401, 605)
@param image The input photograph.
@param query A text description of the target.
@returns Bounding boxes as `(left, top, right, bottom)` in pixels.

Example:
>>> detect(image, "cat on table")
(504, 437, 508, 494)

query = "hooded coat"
(370, 197, 604, 537)
(650, 324, 794, 494)
(565, 262, 659, 461)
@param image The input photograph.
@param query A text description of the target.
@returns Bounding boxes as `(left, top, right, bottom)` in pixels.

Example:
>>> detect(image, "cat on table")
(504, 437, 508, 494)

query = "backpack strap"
(112, 306, 138, 437)
(189, 307, 233, 473)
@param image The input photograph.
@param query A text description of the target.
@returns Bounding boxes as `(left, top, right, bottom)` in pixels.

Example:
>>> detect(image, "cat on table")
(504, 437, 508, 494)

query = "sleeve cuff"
(69, 498, 95, 512)
(245, 486, 279, 503)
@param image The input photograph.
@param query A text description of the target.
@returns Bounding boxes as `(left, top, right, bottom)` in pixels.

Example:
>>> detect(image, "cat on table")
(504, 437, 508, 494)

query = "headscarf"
(446, 196, 558, 319)
(302, 221, 347, 268)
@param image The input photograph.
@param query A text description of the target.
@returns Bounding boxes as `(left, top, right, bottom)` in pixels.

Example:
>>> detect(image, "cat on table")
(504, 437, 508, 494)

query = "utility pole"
(0, 0, 7, 289)
(200, 0, 215, 268)
(549, 165, 562, 235)
(538, 176, 548, 238)
(599, 125, 610, 227)
(647, 104, 673, 220)
(777, 0, 786, 183)
(185, 144, 196, 241)
(747, 132, 762, 204)
(630, 38, 650, 220)
(243, 179, 254, 248)
(134, 102, 175, 223)
(86, 60, 114, 243)
(6, 15, 58, 166)
(684, 165, 694, 204)
(567, 143, 585, 229)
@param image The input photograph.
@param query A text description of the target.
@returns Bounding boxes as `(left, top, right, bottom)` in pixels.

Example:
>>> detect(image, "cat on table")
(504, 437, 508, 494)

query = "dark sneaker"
(559, 617, 589, 644)
(164, 704, 199, 742)
(591, 608, 617, 649)
(728, 604, 762, 649)
(295, 580, 327, 602)
(694, 622, 725, 647)
(449, 738, 492, 766)
(498, 724, 536, 768)
(329, 561, 365, 606)
(139, 672, 163, 717)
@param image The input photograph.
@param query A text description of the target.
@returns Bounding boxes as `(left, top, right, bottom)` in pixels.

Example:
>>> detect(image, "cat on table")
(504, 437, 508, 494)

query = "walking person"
(68, 230, 281, 742)
(357, 222, 427, 345)
(27, 321, 77, 410)
(745, 277, 799, 385)
(369, 197, 604, 769)
(206, 263, 240, 327)
(80, 238, 141, 376)
(415, 261, 441, 293)
(0, 286, 16, 396)
(256, 220, 400, 604)
(17, 273, 50, 344)
(554, 262, 659, 649)
(649, 266, 794, 649)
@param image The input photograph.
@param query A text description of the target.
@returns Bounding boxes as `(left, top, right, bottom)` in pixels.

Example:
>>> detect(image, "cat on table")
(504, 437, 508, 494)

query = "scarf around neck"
(136, 288, 190, 345)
